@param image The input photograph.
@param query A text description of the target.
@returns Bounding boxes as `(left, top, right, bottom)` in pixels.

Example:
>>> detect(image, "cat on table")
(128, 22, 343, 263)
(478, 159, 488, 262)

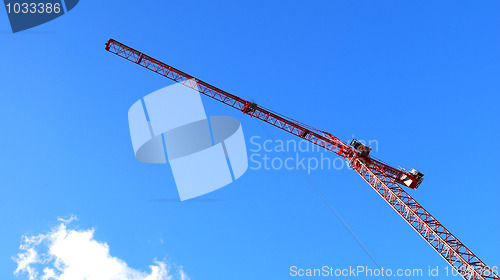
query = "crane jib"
(105, 39, 499, 280)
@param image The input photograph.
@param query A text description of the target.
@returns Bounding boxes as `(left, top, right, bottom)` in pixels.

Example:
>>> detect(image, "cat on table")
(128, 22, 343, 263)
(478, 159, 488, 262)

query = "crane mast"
(105, 39, 498, 280)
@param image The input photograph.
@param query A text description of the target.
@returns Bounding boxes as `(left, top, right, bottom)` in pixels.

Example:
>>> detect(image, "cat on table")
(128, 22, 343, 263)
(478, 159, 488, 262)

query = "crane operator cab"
(350, 139, 372, 157)
(400, 169, 424, 190)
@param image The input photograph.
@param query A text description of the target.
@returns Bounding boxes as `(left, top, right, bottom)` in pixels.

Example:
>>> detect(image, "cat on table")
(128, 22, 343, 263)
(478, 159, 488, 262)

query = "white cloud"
(56, 215, 77, 225)
(13, 217, 189, 280)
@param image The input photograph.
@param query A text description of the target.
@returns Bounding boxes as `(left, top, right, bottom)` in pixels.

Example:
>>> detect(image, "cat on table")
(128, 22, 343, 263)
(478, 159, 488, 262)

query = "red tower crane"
(105, 39, 498, 280)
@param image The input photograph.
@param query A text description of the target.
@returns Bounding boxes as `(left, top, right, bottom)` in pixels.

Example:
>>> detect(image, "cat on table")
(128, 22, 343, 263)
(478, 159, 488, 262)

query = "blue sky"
(1, 1, 499, 279)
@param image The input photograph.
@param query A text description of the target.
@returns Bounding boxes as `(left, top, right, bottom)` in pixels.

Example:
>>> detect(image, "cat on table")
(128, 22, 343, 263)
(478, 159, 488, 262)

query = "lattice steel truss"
(352, 158, 498, 280)
(105, 38, 498, 280)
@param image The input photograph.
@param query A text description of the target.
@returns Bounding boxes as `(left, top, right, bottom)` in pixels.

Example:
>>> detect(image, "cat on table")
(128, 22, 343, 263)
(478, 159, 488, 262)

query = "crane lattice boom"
(105, 39, 498, 280)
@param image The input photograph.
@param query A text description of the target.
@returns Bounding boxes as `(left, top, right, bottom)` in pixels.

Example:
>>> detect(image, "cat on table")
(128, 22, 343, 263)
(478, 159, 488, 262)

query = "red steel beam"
(352, 158, 498, 280)
(104, 39, 409, 180)
(105, 38, 498, 280)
